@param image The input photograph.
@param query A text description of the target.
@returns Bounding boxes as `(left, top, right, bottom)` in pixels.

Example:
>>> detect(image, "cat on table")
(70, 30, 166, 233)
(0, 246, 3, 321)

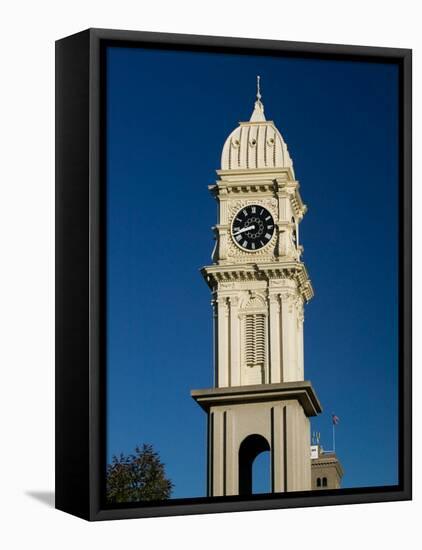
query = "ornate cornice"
(209, 182, 275, 196)
(191, 380, 322, 417)
(209, 175, 307, 220)
(201, 261, 314, 302)
(289, 188, 307, 220)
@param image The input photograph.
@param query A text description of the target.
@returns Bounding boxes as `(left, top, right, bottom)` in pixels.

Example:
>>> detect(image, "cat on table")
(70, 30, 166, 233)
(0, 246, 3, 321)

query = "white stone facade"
(208, 277, 306, 387)
(192, 82, 320, 496)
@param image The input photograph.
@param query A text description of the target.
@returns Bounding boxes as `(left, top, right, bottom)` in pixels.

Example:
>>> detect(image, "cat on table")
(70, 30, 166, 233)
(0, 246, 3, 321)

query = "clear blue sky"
(106, 45, 398, 498)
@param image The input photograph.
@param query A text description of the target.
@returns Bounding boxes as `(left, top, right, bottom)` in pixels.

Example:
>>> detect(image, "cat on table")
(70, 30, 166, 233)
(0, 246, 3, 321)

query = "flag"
(332, 414, 340, 425)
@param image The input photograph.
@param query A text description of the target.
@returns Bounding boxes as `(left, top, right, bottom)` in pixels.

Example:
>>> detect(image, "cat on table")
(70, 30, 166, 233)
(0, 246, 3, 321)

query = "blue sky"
(106, 45, 398, 498)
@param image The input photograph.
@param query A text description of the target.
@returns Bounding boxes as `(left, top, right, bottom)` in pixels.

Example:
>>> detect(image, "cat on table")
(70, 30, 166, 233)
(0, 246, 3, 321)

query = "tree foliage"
(106, 443, 174, 503)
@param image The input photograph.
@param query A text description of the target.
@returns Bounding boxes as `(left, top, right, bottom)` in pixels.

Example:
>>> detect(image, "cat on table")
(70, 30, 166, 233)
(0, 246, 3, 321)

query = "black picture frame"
(55, 28, 412, 521)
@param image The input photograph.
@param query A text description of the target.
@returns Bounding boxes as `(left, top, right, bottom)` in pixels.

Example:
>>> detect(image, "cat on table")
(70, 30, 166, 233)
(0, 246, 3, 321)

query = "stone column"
(297, 300, 304, 380)
(217, 297, 229, 387)
(225, 410, 237, 496)
(211, 298, 218, 386)
(268, 293, 281, 384)
(218, 228, 228, 261)
(211, 408, 225, 496)
(279, 289, 300, 382)
(279, 292, 289, 382)
(229, 296, 240, 387)
(272, 404, 286, 492)
(285, 402, 311, 491)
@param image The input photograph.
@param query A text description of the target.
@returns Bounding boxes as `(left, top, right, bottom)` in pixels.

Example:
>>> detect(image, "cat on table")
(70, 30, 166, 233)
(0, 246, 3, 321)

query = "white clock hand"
(233, 225, 255, 236)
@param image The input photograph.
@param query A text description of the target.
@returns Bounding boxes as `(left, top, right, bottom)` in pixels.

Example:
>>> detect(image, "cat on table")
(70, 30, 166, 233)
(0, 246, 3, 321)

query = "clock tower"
(192, 79, 322, 496)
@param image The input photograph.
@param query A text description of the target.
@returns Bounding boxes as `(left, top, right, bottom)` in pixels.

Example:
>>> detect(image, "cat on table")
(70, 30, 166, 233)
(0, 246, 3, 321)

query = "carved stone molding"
(297, 300, 305, 324)
(219, 282, 235, 289)
(216, 183, 275, 195)
(278, 291, 296, 313)
(227, 198, 278, 219)
(240, 292, 267, 313)
(202, 262, 314, 303)
(213, 296, 230, 316)
(228, 295, 240, 308)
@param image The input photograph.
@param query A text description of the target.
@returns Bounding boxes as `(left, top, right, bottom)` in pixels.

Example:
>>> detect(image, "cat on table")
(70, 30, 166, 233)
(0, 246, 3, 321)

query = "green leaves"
(106, 443, 174, 503)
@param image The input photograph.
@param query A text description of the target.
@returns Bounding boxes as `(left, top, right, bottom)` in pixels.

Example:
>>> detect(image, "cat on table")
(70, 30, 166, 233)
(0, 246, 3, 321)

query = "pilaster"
(229, 296, 240, 386)
(268, 292, 281, 384)
(216, 297, 229, 387)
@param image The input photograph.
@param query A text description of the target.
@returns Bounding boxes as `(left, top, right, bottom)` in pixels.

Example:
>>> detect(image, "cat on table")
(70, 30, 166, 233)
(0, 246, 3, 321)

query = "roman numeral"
(265, 216, 271, 221)
(251, 243, 255, 250)
(242, 240, 248, 248)
(265, 233, 271, 240)
(243, 209, 248, 217)
(236, 235, 242, 242)
(251, 206, 256, 213)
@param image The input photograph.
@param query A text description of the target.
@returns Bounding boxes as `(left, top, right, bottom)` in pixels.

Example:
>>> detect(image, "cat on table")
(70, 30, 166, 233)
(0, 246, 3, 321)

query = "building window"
(322, 477, 327, 487)
(243, 313, 266, 385)
(245, 314, 266, 368)
(316, 478, 321, 487)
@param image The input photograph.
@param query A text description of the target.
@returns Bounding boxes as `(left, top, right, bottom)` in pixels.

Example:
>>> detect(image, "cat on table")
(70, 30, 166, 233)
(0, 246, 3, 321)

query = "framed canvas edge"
(56, 29, 92, 521)
(56, 27, 412, 522)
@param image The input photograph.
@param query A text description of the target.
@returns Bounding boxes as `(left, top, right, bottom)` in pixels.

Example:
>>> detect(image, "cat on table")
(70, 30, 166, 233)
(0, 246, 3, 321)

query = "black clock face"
(231, 205, 275, 251)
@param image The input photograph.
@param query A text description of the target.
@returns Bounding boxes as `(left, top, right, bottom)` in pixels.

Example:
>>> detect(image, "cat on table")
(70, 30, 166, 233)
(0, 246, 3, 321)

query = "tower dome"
(221, 77, 295, 176)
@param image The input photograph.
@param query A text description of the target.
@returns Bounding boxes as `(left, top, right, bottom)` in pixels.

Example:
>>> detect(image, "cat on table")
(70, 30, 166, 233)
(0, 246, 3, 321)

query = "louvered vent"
(245, 314, 266, 367)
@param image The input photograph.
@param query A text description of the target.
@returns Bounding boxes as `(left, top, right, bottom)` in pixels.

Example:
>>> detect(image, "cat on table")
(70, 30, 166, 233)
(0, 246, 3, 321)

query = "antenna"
(311, 431, 321, 445)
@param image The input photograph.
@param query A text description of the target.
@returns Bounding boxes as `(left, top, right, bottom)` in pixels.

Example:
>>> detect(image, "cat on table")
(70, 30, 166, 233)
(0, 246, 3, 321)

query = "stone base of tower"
(191, 381, 321, 497)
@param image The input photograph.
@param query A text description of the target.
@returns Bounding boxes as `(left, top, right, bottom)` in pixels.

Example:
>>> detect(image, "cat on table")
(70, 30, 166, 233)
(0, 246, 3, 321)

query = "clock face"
(231, 205, 275, 251)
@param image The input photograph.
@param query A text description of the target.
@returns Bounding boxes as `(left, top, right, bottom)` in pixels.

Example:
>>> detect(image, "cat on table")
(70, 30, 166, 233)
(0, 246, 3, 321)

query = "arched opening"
(238, 434, 271, 495)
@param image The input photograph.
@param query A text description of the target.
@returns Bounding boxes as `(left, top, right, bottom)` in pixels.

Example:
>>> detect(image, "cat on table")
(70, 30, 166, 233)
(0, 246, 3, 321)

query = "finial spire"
(250, 75, 266, 122)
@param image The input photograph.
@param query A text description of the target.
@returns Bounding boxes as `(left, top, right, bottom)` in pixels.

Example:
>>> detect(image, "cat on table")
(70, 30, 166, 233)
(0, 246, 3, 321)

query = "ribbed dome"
(221, 82, 294, 175)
